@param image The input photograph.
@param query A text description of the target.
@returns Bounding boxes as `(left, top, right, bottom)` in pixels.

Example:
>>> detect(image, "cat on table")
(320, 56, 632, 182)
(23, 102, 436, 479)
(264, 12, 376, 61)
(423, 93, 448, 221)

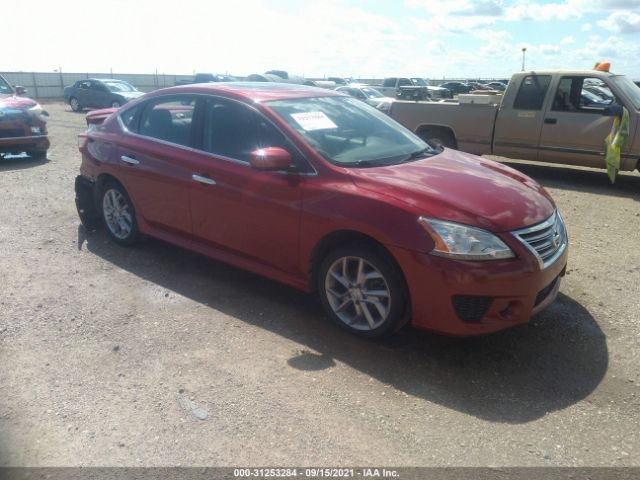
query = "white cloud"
(598, 10, 640, 32)
(582, 23, 593, 31)
(561, 36, 575, 44)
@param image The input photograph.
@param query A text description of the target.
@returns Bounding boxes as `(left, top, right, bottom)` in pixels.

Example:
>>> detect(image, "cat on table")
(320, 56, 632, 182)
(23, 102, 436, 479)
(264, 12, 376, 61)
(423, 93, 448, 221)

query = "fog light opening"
(499, 301, 513, 318)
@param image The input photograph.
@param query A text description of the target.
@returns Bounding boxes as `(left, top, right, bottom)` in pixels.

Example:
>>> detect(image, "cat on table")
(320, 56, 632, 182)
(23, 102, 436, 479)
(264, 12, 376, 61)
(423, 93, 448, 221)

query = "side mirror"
(602, 105, 623, 118)
(14, 86, 27, 96)
(249, 147, 292, 171)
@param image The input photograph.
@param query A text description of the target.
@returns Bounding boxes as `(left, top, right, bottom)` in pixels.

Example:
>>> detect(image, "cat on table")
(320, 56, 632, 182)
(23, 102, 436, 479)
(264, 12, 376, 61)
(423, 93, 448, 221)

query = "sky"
(3, 0, 640, 79)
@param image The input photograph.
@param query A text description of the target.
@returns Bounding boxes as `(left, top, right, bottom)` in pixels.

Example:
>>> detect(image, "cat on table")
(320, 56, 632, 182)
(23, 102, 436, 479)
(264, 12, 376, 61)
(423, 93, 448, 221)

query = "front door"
(187, 97, 304, 276)
(538, 76, 623, 168)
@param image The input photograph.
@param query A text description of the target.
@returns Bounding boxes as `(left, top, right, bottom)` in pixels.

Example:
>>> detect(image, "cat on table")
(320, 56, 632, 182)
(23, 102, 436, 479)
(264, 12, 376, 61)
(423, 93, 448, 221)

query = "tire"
(99, 181, 140, 246)
(75, 177, 100, 232)
(26, 150, 47, 160)
(111, 100, 121, 108)
(70, 97, 82, 112)
(318, 245, 408, 338)
(419, 128, 456, 150)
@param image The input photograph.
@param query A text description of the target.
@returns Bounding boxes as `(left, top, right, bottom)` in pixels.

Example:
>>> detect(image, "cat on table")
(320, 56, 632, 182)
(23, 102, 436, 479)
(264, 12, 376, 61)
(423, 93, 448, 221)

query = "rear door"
(538, 76, 622, 167)
(493, 74, 552, 160)
(115, 95, 199, 235)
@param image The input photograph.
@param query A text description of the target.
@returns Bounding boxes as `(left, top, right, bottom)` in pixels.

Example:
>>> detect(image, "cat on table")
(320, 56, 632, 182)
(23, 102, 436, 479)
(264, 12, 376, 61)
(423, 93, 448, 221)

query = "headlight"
(418, 217, 515, 260)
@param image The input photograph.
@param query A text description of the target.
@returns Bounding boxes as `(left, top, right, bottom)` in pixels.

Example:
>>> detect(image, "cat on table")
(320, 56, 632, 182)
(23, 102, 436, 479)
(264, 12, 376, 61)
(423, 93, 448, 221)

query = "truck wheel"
(419, 128, 456, 150)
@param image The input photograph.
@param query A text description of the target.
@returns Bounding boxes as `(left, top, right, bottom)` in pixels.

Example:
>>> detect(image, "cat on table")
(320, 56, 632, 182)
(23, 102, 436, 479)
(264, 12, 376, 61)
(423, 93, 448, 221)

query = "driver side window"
(551, 76, 618, 113)
(202, 98, 291, 163)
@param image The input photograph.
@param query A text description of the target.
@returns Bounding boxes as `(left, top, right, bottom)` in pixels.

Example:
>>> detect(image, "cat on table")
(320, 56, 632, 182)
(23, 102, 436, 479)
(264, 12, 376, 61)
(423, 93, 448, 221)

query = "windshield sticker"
(291, 111, 337, 131)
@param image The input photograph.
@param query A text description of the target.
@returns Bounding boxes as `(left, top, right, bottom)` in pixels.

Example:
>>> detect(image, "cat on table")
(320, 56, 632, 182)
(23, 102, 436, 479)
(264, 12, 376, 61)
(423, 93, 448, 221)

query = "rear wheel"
(70, 97, 82, 112)
(100, 181, 139, 246)
(419, 128, 456, 150)
(318, 246, 408, 338)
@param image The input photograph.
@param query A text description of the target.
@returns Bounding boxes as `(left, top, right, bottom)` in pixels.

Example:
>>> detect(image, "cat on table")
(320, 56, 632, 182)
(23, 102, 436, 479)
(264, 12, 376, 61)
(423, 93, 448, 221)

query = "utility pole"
(521, 47, 527, 71)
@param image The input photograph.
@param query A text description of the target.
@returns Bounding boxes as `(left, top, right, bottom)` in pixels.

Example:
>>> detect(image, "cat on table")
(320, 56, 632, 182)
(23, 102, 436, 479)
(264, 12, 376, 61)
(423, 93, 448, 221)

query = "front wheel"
(100, 182, 140, 246)
(318, 246, 408, 338)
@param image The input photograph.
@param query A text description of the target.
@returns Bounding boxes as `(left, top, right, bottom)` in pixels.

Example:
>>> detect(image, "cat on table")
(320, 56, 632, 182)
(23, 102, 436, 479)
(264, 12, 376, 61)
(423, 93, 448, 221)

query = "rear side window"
(138, 96, 196, 147)
(202, 98, 290, 162)
(513, 75, 551, 110)
(398, 78, 412, 87)
(382, 78, 397, 87)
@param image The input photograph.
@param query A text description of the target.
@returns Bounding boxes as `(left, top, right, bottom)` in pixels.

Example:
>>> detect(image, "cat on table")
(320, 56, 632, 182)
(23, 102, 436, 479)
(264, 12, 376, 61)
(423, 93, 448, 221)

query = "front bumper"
(390, 240, 568, 336)
(0, 134, 50, 154)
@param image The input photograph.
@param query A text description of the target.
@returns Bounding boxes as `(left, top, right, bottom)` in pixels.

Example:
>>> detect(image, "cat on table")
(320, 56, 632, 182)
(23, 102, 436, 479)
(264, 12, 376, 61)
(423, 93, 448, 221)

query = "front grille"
(512, 211, 567, 268)
(0, 128, 25, 139)
(452, 295, 493, 322)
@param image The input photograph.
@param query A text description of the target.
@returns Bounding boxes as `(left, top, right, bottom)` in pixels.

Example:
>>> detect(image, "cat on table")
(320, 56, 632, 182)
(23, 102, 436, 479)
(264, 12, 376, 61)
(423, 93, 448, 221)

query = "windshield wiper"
(399, 148, 435, 163)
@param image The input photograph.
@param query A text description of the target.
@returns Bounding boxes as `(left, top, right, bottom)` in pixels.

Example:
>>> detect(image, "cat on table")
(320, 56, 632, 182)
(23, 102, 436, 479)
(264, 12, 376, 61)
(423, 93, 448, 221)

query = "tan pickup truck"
(389, 69, 640, 172)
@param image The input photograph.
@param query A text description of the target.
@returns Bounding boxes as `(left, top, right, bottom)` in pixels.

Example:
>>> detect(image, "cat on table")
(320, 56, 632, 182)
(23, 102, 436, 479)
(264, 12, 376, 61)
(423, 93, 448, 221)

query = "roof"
(515, 70, 619, 77)
(145, 82, 342, 103)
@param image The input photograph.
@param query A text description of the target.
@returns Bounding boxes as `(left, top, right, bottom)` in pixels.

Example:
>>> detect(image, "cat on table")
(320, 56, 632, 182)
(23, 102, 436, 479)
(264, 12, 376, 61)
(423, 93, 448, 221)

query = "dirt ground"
(1, 102, 639, 467)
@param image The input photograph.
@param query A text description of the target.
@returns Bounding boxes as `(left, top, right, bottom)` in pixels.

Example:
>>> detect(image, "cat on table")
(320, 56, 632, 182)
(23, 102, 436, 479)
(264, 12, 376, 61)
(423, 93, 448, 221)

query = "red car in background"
(0, 74, 50, 159)
(75, 83, 567, 338)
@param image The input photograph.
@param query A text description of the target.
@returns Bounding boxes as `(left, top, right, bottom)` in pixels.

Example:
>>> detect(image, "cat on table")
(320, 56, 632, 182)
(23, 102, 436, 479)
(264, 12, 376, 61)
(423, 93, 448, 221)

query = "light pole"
(521, 47, 527, 71)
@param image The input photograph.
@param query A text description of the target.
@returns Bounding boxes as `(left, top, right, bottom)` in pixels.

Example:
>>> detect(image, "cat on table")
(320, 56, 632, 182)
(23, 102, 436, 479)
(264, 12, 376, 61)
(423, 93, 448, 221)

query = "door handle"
(192, 174, 216, 185)
(120, 155, 139, 165)
(544, 118, 557, 124)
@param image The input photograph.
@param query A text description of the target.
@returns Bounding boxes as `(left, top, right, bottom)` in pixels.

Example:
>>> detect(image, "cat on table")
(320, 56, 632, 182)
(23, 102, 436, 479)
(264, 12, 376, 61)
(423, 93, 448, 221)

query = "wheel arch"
(308, 229, 409, 295)
(415, 124, 458, 149)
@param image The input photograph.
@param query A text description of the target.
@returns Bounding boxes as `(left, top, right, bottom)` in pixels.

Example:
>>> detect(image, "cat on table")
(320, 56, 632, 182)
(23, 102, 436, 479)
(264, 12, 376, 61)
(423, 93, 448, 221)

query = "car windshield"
(265, 95, 433, 167)
(0, 76, 12, 94)
(410, 78, 428, 86)
(361, 87, 384, 99)
(611, 75, 640, 110)
(103, 81, 137, 93)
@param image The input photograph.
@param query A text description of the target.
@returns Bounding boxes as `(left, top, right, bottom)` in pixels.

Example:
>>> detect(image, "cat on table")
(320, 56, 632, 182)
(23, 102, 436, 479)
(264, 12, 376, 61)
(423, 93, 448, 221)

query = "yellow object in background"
(604, 107, 629, 183)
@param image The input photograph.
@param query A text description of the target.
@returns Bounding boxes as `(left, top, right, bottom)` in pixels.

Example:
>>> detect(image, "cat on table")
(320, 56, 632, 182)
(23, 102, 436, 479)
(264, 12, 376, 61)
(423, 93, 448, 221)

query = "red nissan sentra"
(75, 83, 568, 338)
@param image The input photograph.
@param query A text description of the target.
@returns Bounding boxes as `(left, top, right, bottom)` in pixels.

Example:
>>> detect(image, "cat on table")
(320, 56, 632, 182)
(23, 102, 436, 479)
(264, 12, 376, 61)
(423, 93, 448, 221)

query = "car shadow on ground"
(80, 226, 608, 425)
(501, 160, 640, 201)
(0, 153, 49, 172)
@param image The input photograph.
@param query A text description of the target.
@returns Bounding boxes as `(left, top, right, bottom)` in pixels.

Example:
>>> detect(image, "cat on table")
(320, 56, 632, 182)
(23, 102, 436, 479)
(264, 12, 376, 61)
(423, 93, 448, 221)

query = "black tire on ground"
(75, 178, 101, 232)
(99, 181, 140, 246)
(70, 97, 82, 112)
(317, 245, 409, 338)
(110, 100, 121, 108)
(25, 150, 47, 160)
(419, 128, 456, 150)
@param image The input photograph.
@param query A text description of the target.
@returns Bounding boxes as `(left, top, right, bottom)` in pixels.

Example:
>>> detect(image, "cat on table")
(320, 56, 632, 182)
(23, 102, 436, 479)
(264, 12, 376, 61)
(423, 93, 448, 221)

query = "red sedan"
(0, 74, 50, 158)
(75, 83, 567, 337)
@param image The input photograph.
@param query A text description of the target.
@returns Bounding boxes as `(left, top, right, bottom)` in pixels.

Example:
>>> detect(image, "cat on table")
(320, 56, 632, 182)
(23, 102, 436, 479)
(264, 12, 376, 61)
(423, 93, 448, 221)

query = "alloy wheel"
(324, 256, 392, 331)
(102, 189, 133, 240)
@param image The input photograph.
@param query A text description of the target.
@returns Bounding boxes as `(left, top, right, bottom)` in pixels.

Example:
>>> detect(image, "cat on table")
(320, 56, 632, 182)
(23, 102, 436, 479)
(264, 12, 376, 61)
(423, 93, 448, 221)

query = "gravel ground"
(0, 102, 639, 467)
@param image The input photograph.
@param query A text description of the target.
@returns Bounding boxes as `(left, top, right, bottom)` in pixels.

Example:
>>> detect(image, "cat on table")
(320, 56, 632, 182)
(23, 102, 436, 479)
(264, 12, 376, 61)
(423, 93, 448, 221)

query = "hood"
(347, 149, 555, 232)
(0, 95, 39, 110)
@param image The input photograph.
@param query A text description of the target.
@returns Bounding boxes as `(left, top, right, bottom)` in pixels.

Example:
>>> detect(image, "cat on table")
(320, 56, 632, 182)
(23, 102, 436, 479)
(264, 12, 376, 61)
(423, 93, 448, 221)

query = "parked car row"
(12, 69, 638, 342)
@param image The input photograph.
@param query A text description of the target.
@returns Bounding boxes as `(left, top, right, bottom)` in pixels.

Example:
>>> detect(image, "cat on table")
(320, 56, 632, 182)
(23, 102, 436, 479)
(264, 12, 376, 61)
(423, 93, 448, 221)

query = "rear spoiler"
(85, 107, 118, 127)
